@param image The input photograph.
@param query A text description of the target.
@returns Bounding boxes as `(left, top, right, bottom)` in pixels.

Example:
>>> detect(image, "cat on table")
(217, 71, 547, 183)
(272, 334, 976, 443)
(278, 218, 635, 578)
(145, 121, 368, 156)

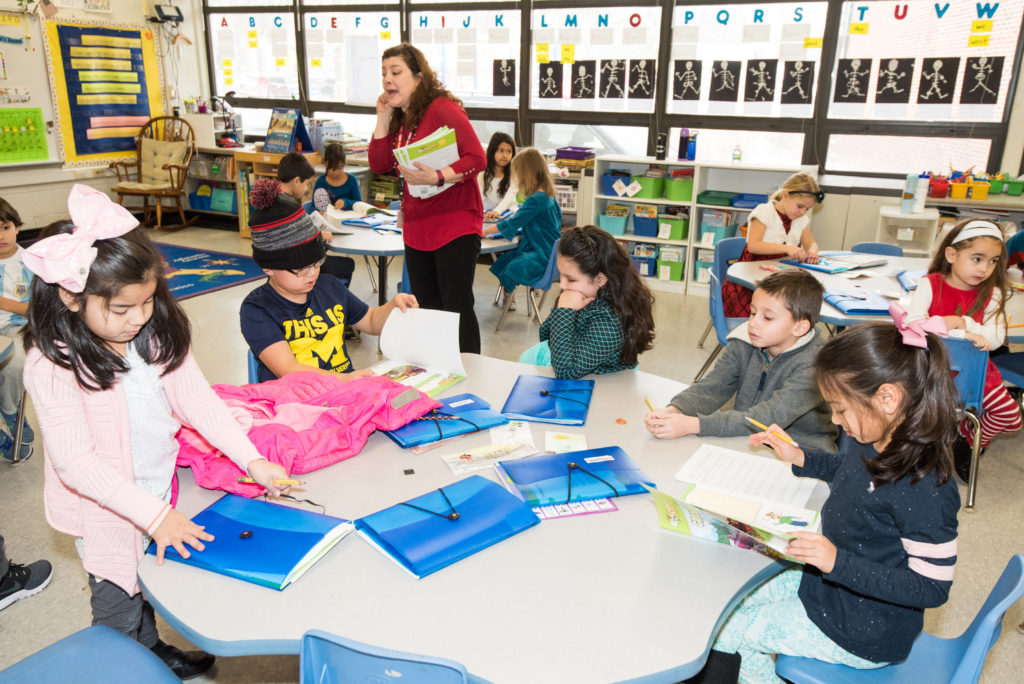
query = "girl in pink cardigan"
(21, 185, 289, 679)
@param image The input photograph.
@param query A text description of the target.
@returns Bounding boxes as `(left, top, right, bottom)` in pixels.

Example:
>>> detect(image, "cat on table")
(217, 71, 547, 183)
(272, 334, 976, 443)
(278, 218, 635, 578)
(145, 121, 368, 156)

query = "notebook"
(781, 251, 888, 274)
(355, 475, 540, 578)
(146, 494, 353, 590)
(501, 375, 595, 426)
(383, 393, 509, 448)
(494, 446, 655, 506)
(823, 289, 892, 315)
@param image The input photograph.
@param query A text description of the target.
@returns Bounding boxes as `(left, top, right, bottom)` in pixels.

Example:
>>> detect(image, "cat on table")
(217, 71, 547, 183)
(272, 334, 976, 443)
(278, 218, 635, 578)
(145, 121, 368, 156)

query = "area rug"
(154, 242, 265, 300)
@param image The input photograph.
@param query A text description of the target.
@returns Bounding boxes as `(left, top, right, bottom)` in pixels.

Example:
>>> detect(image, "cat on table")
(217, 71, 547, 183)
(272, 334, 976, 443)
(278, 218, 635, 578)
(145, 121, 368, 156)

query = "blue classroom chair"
(300, 629, 471, 684)
(495, 238, 561, 333)
(776, 554, 1024, 684)
(0, 625, 179, 683)
(992, 352, 1024, 408)
(851, 241, 904, 257)
(247, 348, 259, 384)
(693, 237, 747, 382)
(942, 337, 988, 510)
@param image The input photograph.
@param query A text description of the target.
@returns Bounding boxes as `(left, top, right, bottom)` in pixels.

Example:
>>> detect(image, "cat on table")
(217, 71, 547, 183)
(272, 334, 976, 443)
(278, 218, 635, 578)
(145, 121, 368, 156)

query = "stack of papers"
(393, 127, 459, 199)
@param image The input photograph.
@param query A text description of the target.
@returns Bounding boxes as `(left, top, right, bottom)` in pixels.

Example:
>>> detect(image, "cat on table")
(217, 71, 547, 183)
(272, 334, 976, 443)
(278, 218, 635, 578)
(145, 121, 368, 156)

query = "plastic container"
(700, 222, 737, 245)
(555, 146, 596, 161)
(657, 215, 688, 240)
(695, 260, 713, 283)
(188, 192, 211, 210)
(901, 173, 917, 213)
(665, 177, 694, 202)
(598, 213, 628, 236)
(1007, 180, 1024, 196)
(631, 255, 657, 277)
(970, 182, 990, 201)
(929, 176, 950, 198)
(913, 173, 929, 213)
(602, 171, 631, 196)
(633, 216, 659, 237)
(630, 176, 665, 199)
(988, 178, 1005, 193)
(657, 260, 685, 281)
(949, 182, 969, 199)
(210, 188, 237, 213)
(697, 190, 738, 206)
(731, 193, 768, 209)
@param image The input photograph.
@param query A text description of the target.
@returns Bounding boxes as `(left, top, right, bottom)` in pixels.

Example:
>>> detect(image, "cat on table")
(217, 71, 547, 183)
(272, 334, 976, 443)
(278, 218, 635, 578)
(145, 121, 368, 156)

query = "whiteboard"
(0, 12, 60, 164)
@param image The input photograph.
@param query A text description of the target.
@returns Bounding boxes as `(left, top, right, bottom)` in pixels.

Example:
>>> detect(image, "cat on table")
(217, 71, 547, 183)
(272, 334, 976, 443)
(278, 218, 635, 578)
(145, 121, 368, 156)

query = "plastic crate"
(630, 176, 665, 199)
(731, 193, 768, 209)
(701, 209, 735, 227)
(631, 255, 657, 277)
(700, 222, 737, 246)
(665, 177, 693, 202)
(555, 185, 578, 212)
(598, 213, 628, 236)
(210, 188, 237, 213)
(697, 190, 739, 206)
(695, 260, 713, 283)
(657, 260, 684, 281)
(633, 216, 658, 237)
(988, 178, 1005, 193)
(555, 146, 596, 161)
(1007, 180, 1024, 196)
(970, 182, 990, 200)
(188, 192, 211, 210)
(657, 215, 688, 241)
(602, 171, 632, 196)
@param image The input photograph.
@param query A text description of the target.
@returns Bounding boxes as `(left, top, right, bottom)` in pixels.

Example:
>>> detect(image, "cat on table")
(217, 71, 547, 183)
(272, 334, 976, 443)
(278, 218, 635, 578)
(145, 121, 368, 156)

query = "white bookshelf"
(593, 155, 817, 295)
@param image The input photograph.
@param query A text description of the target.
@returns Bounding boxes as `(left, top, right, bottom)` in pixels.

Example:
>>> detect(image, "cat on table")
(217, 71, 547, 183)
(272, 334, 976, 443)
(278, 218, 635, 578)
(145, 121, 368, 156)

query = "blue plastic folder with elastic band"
(383, 393, 508, 448)
(494, 447, 655, 506)
(145, 494, 354, 591)
(501, 375, 595, 426)
(823, 289, 892, 315)
(354, 475, 540, 578)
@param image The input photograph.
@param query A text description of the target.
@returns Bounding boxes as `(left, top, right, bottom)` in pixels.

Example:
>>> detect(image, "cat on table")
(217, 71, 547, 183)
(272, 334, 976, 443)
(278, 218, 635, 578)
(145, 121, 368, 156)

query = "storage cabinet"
(186, 147, 239, 218)
(875, 206, 940, 257)
(232, 149, 321, 237)
(593, 155, 817, 294)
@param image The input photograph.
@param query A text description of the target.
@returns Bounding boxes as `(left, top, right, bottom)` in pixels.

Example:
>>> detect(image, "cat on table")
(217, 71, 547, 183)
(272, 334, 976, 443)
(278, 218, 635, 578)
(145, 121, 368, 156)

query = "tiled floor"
(1, 225, 1022, 683)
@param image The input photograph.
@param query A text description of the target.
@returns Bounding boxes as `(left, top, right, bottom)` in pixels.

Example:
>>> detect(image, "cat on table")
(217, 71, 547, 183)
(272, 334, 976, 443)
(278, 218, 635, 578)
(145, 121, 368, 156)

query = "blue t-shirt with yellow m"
(240, 275, 369, 383)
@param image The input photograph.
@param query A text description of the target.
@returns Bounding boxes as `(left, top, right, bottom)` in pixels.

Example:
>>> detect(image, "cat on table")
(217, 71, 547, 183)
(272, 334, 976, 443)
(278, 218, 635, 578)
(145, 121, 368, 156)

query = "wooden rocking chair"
(109, 116, 198, 230)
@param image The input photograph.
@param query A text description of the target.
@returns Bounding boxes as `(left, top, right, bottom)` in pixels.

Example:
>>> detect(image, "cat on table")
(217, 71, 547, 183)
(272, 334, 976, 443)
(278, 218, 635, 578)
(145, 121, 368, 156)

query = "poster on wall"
(42, 20, 164, 166)
(874, 58, 913, 103)
(709, 60, 740, 101)
(600, 59, 626, 98)
(628, 59, 655, 98)
(833, 58, 871, 103)
(493, 58, 516, 96)
(744, 59, 776, 101)
(538, 62, 563, 98)
(780, 60, 814, 104)
(0, 108, 49, 163)
(916, 57, 959, 104)
(959, 56, 1002, 105)
(672, 60, 702, 100)
(570, 60, 596, 98)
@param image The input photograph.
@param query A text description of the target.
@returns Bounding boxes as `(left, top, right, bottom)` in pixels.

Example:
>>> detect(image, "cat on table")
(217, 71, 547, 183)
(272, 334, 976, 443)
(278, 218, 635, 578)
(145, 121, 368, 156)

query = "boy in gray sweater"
(644, 269, 837, 453)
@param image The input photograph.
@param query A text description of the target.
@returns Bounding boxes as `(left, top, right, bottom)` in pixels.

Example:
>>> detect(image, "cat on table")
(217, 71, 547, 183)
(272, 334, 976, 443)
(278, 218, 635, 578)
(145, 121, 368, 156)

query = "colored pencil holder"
(949, 182, 969, 199)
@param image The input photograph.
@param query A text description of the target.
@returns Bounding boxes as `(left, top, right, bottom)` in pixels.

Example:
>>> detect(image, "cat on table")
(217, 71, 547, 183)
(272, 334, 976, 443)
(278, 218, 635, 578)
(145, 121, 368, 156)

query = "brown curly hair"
(382, 43, 463, 137)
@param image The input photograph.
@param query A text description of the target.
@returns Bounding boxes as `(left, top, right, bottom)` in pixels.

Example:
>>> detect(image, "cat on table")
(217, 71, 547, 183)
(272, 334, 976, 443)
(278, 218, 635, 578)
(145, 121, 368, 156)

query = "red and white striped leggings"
(960, 384, 1023, 448)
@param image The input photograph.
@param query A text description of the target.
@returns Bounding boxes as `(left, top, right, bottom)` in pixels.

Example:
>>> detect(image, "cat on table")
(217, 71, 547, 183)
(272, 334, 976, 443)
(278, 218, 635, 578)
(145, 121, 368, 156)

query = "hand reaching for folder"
(246, 458, 293, 498)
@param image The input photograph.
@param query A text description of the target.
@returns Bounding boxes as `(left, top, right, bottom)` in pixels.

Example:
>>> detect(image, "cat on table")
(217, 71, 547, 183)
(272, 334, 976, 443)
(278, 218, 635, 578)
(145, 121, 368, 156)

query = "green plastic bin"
(665, 177, 694, 202)
(657, 215, 689, 241)
(630, 176, 665, 199)
(1007, 180, 1024, 196)
(987, 178, 1005, 194)
(657, 260, 684, 281)
(697, 190, 739, 206)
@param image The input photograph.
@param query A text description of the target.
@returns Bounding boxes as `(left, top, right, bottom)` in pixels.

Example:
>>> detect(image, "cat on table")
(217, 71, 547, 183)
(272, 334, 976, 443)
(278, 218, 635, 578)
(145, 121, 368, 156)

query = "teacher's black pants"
(404, 233, 481, 354)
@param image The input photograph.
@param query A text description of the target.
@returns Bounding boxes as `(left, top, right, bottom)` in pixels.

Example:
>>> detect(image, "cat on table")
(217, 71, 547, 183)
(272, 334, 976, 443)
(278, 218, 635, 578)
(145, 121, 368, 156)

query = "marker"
(744, 417, 799, 447)
(236, 477, 303, 486)
(644, 398, 655, 412)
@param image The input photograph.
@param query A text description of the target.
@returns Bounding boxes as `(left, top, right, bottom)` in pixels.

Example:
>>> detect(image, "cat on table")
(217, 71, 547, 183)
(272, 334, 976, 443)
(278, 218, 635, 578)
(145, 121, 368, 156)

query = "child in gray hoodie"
(645, 269, 837, 453)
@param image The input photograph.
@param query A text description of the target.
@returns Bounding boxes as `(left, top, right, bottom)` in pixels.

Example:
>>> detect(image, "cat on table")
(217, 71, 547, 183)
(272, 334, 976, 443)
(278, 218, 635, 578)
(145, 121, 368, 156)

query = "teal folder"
(354, 475, 540, 578)
(383, 393, 508, 448)
(494, 447, 655, 506)
(500, 375, 595, 425)
(146, 494, 353, 590)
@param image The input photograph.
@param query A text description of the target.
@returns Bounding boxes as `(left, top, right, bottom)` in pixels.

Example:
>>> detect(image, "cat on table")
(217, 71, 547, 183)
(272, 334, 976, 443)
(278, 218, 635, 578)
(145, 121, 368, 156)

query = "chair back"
(299, 630, 468, 684)
(709, 271, 745, 347)
(247, 349, 259, 384)
(136, 116, 195, 186)
(942, 337, 988, 414)
(529, 238, 561, 291)
(951, 554, 1024, 683)
(852, 241, 904, 257)
(713, 237, 747, 281)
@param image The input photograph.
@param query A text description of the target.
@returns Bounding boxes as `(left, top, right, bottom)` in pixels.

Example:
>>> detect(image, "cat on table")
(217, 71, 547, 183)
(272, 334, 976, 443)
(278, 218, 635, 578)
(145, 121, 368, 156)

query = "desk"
(326, 227, 517, 306)
(138, 355, 812, 683)
(727, 257, 1024, 342)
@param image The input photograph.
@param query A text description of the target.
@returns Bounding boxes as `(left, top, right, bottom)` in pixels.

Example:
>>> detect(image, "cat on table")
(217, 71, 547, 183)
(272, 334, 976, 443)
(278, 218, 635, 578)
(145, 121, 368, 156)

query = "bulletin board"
(0, 12, 58, 164)
(42, 18, 165, 166)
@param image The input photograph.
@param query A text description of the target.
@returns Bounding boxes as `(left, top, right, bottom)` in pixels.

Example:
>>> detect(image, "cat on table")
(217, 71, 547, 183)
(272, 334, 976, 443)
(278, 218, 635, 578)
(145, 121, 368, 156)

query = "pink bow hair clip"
(23, 184, 138, 293)
(889, 302, 947, 349)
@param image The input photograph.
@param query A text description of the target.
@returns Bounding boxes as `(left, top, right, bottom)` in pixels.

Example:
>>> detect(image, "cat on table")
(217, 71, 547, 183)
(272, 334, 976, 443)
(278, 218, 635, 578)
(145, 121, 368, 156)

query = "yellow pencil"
(744, 416, 799, 447)
(236, 477, 304, 486)
(645, 398, 655, 412)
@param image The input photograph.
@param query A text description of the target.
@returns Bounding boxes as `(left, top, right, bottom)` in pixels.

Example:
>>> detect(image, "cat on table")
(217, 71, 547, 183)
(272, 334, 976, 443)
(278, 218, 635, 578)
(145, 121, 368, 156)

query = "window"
(669, 127, 805, 166)
(304, 12, 401, 105)
(825, 134, 992, 174)
(533, 122, 649, 156)
(209, 13, 299, 99)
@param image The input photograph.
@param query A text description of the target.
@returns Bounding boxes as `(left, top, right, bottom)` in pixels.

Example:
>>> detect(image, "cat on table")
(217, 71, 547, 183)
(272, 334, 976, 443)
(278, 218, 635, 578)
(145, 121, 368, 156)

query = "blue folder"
(494, 447, 655, 507)
(781, 252, 887, 274)
(341, 213, 399, 229)
(146, 494, 353, 590)
(823, 289, 892, 315)
(383, 393, 509, 448)
(897, 269, 926, 291)
(500, 375, 595, 425)
(355, 475, 540, 578)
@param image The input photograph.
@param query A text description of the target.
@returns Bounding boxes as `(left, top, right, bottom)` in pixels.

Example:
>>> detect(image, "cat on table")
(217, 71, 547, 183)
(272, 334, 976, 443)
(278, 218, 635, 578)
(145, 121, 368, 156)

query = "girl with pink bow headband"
(21, 185, 289, 679)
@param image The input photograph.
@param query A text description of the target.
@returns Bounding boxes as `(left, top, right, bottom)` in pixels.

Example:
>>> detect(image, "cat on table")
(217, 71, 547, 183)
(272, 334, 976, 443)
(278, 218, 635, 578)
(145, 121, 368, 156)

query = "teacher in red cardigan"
(369, 43, 487, 354)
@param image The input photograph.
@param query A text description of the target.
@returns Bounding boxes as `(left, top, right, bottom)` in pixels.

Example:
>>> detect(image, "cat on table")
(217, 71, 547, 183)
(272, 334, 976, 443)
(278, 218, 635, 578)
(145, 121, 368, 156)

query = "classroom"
(1, 0, 1023, 681)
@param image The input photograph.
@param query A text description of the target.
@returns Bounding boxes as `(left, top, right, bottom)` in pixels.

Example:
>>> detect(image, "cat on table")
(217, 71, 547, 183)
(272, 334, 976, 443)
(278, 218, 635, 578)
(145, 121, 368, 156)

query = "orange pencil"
(745, 416, 799, 447)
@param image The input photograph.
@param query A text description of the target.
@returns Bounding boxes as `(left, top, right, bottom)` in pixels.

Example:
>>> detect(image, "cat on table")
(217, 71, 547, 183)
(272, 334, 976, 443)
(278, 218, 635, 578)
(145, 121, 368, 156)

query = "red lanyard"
(397, 125, 416, 150)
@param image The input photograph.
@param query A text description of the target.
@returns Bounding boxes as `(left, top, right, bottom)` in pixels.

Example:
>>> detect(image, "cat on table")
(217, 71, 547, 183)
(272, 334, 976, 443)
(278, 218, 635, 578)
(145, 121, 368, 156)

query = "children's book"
(494, 446, 655, 506)
(262, 108, 314, 154)
(823, 289, 893, 315)
(644, 485, 802, 563)
(673, 444, 819, 538)
(781, 251, 888, 274)
(383, 393, 509, 448)
(370, 308, 465, 397)
(146, 494, 353, 590)
(897, 269, 927, 291)
(393, 127, 459, 199)
(501, 375, 595, 425)
(354, 475, 540, 578)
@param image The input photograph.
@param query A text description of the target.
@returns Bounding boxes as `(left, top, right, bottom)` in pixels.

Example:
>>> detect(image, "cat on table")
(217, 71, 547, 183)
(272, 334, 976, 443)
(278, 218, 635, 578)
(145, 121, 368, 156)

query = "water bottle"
(901, 173, 917, 213)
(732, 145, 742, 165)
(686, 131, 698, 161)
(678, 128, 689, 161)
(913, 173, 929, 213)
(655, 132, 667, 160)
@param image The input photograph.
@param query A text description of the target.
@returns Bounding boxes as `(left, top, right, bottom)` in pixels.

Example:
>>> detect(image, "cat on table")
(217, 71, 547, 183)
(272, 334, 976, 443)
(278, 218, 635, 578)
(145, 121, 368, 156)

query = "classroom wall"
(0, 0, 207, 227)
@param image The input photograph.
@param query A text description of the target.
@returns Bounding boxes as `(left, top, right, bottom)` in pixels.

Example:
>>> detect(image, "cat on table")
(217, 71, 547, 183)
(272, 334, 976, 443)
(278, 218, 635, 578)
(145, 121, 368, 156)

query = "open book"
(369, 308, 465, 397)
(782, 251, 888, 274)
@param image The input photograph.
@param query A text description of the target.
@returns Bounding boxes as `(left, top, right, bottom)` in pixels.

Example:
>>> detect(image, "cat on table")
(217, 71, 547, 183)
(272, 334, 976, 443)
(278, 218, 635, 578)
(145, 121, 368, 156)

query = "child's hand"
(484, 210, 500, 220)
(804, 245, 820, 264)
(246, 458, 291, 497)
(964, 332, 991, 350)
(345, 368, 376, 381)
(941, 315, 965, 330)
(152, 509, 214, 565)
(787, 245, 806, 260)
(644, 407, 697, 439)
(391, 292, 418, 311)
(749, 423, 805, 467)
(557, 289, 593, 310)
(785, 532, 837, 573)
(320, 230, 334, 243)
(334, 199, 345, 210)
(482, 225, 499, 237)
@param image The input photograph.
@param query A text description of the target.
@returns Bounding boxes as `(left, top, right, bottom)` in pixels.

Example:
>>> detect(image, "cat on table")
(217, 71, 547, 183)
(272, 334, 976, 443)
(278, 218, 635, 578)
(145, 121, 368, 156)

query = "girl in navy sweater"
(714, 321, 961, 682)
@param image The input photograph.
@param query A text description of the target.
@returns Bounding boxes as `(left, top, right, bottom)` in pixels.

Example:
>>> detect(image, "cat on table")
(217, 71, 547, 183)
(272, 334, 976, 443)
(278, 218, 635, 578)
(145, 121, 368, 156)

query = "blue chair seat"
(992, 352, 1024, 392)
(300, 629, 471, 684)
(0, 625, 179, 683)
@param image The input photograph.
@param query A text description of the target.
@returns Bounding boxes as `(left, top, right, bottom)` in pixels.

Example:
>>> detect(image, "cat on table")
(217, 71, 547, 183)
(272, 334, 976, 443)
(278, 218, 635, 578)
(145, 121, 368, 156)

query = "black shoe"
(0, 559, 53, 611)
(952, 434, 987, 484)
(150, 640, 215, 680)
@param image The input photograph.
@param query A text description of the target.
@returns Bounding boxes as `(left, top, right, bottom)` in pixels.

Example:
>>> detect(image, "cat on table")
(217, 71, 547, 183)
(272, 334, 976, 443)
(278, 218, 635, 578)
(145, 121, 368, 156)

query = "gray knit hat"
(248, 178, 325, 270)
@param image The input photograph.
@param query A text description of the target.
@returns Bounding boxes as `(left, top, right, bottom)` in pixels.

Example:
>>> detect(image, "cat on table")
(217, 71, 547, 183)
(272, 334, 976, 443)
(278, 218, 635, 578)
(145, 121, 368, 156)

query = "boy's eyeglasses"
(287, 258, 326, 277)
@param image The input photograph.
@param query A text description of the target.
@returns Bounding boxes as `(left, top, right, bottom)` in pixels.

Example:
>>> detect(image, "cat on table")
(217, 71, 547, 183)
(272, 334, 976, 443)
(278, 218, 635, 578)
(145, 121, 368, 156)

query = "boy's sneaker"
(0, 558, 53, 611)
(150, 640, 216, 680)
(0, 429, 32, 463)
(1, 412, 33, 445)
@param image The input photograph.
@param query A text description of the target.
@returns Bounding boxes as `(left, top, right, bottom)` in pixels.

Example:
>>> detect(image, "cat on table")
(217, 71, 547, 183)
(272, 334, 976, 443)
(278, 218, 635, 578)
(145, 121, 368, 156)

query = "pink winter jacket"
(175, 372, 439, 496)
(24, 347, 265, 596)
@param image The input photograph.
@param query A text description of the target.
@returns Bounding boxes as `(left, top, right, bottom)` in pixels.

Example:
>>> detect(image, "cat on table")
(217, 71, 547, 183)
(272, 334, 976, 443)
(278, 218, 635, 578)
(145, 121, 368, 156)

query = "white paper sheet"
(675, 443, 814, 508)
(346, 35, 381, 106)
(378, 308, 465, 376)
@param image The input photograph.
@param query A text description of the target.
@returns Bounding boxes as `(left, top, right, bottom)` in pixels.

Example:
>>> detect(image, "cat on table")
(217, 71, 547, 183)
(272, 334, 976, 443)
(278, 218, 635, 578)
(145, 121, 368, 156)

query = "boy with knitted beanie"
(240, 178, 417, 382)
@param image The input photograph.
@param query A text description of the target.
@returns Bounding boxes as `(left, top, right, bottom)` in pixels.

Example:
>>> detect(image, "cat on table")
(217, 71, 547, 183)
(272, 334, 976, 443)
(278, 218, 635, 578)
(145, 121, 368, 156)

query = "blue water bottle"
(901, 173, 916, 213)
